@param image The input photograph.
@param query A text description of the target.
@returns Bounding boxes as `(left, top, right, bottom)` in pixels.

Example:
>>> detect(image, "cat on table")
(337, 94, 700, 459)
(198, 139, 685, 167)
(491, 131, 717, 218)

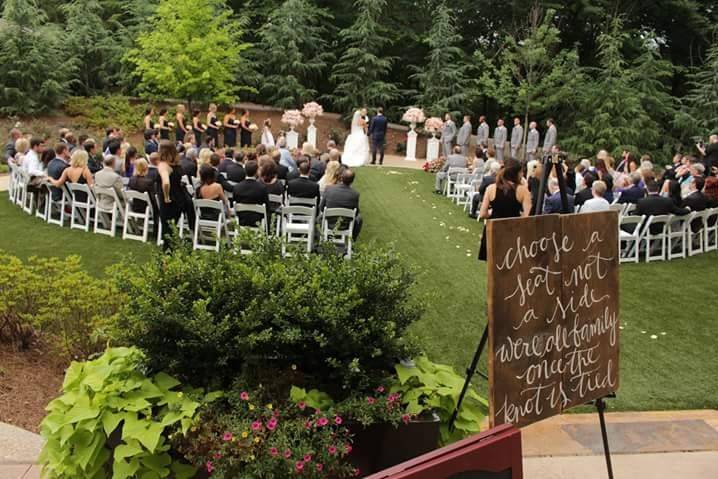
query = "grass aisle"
(355, 167, 718, 412)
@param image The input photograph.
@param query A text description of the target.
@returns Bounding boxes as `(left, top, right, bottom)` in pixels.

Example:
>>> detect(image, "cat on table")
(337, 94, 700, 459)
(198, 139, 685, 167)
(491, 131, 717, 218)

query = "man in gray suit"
(493, 119, 507, 162)
(457, 115, 472, 157)
(434, 145, 467, 193)
(526, 121, 540, 162)
(320, 168, 362, 240)
(510, 117, 524, 159)
(543, 118, 557, 154)
(441, 113, 456, 158)
(476, 116, 489, 147)
(94, 155, 124, 212)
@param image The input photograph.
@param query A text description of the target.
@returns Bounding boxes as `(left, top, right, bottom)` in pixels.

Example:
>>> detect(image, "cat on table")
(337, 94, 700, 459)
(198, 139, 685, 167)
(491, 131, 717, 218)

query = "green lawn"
(1, 168, 717, 412)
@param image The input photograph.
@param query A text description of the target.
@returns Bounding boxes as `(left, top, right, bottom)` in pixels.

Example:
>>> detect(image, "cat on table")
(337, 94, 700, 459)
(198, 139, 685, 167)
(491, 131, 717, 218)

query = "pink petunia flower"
(334, 416, 343, 425)
(284, 448, 292, 458)
(222, 432, 233, 442)
(303, 454, 312, 462)
(240, 392, 249, 401)
(295, 461, 304, 472)
(266, 418, 278, 431)
(345, 444, 353, 454)
(316, 463, 324, 472)
(251, 421, 262, 431)
(366, 397, 376, 405)
(328, 445, 337, 455)
(298, 401, 306, 410)
(376, 385, 385, 393)
(402, 414, 410, 425)
(269, 447, 279, 456)
(354, 467, 361, 477)
(212, 453, 222, 460)
(304, 420, 313, 429)
(206, 461, 214, 473)
(317, 417, 329, 427)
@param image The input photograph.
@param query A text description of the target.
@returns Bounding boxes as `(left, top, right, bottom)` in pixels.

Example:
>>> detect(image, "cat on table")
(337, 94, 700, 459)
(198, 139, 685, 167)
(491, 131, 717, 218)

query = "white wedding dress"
(342, 111, 370, 167)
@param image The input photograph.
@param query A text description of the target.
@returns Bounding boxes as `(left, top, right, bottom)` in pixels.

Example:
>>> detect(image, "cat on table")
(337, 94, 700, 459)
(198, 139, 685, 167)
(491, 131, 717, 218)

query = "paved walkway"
(2, 410, 717, 478)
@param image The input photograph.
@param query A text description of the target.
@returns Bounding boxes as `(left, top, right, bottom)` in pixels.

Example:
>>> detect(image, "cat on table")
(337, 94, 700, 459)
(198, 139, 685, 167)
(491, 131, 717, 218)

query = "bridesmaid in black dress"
(192, 110, 205, 147)
(206, 103, 220, 148)
(156, 140, 195, 250)
(158, 109, 171, 140)
(478, 158, 532, 261)
(175, 104, 188, 144)
(223, 107, 239, 148)
(143, 107, 154, 131)
(239, 109, 253, 148)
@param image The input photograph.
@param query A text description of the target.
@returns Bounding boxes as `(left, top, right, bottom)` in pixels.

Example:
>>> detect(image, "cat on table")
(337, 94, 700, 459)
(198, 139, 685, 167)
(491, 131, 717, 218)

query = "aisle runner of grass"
(1, 169, 717, 411)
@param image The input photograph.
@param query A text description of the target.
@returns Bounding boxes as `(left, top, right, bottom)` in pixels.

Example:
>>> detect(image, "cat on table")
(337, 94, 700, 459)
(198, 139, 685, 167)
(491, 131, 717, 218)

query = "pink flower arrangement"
(303, 454, 312, 462)
(206, 461, 214, 473)
(402, 414, 410, 425)
(316, 463, 324, 472)
(366, 396, 376, 405)
(375, 386, 385, 393)
(281, 109, 304, 128)
(269, 447, 279, 456)
(284, 448, 292, 458)
(424, 117, 444, 133)
(295, 461, 304, 472)
(297, 401, 306, 410)
(402, 107, 426, 124)
(301, 101, 324, 119)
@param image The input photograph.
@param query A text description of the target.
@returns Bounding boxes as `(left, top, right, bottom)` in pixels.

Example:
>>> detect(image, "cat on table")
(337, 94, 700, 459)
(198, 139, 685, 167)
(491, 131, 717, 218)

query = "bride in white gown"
(342, 108, 370, 167)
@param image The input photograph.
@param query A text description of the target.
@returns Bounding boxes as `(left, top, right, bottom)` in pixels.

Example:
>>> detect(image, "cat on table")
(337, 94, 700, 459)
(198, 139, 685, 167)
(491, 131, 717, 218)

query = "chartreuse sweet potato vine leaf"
(38, 347, 221, 479)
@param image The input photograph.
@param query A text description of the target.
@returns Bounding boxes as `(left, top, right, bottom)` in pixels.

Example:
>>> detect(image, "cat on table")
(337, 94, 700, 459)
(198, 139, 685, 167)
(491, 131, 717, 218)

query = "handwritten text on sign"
(487, 212, 619, 428)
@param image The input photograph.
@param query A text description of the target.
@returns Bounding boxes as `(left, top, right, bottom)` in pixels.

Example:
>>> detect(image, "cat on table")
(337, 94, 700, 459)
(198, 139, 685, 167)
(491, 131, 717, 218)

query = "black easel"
(592, 394, 616, 479)
(448, 325, 488, 432)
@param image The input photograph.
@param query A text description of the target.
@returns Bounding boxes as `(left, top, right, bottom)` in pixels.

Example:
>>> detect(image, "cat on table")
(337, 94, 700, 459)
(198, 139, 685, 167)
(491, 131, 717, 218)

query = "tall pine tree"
(410, 2, 472, 117)
(0, 0, 75, 114)
(256, 0, 334, 108)
(684, 41, 718, 135)
(124, 0, 252, 105)
(330, 0, 400, 113)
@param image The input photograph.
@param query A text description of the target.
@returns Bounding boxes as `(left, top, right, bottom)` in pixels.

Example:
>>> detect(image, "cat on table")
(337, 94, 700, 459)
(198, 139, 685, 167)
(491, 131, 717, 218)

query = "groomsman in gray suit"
(543, 118, 557, 154)
(476, 116, 489, 147)
(457, 115, 472, 156)
(441, 113, 456, 158)
(493, 119, 507, 162)
(510, 117, 523, 159)
(526, 121, 540, 162)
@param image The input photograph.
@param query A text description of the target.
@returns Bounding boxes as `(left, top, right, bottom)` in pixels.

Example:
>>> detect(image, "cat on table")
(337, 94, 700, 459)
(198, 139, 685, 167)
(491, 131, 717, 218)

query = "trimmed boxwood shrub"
(110, 238, 422, 396)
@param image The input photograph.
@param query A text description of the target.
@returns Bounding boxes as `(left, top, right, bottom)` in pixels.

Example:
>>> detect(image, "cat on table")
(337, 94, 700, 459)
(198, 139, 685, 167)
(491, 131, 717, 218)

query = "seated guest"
(704, 175, 718, 207)
(95, 155, 125, 211)
(434, 146, 467, 193)
(4, 128, 22, 162)
(83, 139, 102, 173)
(197, 147, 213, 172)
(226, 150, 247, 183)
(633, 180, 690, 233)
(218, 149, 234, 173)
(47, 143, 70, 201)
(104, 140, 123, 173)
(682, 176, 708, 212)
(22, 137, 46, 180)
(595, 157, 614, 203)
(181, 147, 198, 181)
(304, 143, 325, 181)
(50, 149, 94, 201)
(617, 172, 645, 204)
(469, 160, 500, 218)
(320, 168, 362, 240)
(124, 146, 139, 178)
(196, 164, 230, 220)
(209, 153, 232, 192)
(259, 157, 284, 214)
(661, 179, 683, 206)
(147, 152, 160, 183)
(144, 129, 159, 155)
(102, 127, 119, 152)
(319, 160, 342, 194)
(271, 149, 288, 180)
(574, 172, 597, 207)
(543, 177, 575, 214)
(580, 181, 610, 213)
(278, 137, 297, 174)
(287, 159, 320, 199)
(128, 158, 158, 218)
(232, 160, 269, 229)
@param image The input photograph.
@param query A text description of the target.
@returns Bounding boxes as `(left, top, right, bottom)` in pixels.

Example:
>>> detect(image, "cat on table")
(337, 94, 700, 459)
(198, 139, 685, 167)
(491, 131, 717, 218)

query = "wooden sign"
(487, 212, 619, 428)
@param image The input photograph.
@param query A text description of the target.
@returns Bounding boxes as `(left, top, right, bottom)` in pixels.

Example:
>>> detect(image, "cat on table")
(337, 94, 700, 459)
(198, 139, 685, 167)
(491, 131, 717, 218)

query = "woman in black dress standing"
(158, 108, 171, 141)
(175, 104, 188, 144)
(192, 110, 205, 148)
(239, 109, 253, 148)
(156, 140, 195, 250)
(143, 108, 154, 131)
(206, 103, 220, 148)
(223, 107, 238, 148)
(478, 158, 532, 261)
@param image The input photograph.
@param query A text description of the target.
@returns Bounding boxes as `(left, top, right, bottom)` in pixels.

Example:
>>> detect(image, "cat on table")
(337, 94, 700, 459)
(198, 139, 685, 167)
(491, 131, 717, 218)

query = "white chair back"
(641, 214, 672, 263)
(123, 190, 154, 243)
(193, 199, 227, 252)
(67, 183, 95, 231)
(281, 205, 316, 255)
(618, 214, 645, 264)
(322, 207, 356, 258)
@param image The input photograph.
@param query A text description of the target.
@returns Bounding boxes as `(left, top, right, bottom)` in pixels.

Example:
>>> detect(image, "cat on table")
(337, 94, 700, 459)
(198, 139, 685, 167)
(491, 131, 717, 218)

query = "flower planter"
(348, 413, 440, 476)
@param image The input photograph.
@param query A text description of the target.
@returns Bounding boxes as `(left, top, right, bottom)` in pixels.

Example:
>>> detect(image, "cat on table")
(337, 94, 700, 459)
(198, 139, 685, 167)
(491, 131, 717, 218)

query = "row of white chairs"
(7, 164, 357, 258)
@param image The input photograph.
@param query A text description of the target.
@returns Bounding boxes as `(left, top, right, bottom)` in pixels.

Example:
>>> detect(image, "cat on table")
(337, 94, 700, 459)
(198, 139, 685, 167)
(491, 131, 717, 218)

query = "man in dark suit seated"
(271, 149, 289, 180)
(225, 150, 247, 183)
(320, 168, 362, 240)
(287, 159, 320, 200)
(232, 160, 269, 230)
(618, 172, 646, 204)
(47, 143, 70, 201)
(574, 172, 597, 208)
(209, 153, 233, 192)
(543, 177, 575, 214)
(632, 180, 690, 234)
(181, 147, 198, 181)
(682, 176, 708, 212)
(310, 151, 327, 182)
(218, 149, 234, 173)
(144, 129, 159, 155)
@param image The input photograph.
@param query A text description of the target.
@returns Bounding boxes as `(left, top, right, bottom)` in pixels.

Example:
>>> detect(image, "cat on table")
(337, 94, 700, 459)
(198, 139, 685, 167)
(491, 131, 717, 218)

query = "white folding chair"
(287, 195, 318, 208)
(685, 211, 705, 257)
(68, 183, 95, 231)
(618, 214, 645, 264)
(193, 199, 228, 252)
(34, 185, 48, 221)
(268, 193, 284, 236)
(322, 207, 356, 258)
(45, 183, 71, 227)
(704, 208, 718, 252)
(93, 186, 125, 237)
(667, 214, 690, 260)
(233, 203, 269, 254)
(123, 191, 154, 243)
(608, 203, 624, 215)
(623, 203, 636, 216)
(454, 172, 478, 208)
(17, 170, 35, 214)
(444, 167, 469, 199)
(7, 163, 18, 203)
(281, 205, 316, 255)
(640, 215, 672, 263)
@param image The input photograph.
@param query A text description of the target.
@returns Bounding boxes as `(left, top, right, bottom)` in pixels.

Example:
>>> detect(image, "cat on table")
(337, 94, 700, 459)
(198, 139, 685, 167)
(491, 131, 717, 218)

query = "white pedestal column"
(286, 127, 299, 150)
(307, 119, 317, 148)
(405, 123, 417, 161)
(427, 135, 440, 162)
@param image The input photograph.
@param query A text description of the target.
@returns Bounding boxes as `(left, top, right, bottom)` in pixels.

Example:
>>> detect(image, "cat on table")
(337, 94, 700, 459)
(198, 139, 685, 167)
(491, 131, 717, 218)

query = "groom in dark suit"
(368, 107, 388, 166)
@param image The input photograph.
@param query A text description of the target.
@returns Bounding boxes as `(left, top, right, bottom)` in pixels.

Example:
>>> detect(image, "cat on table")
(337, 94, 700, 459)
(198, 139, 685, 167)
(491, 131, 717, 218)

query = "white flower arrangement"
(281, 109, 305, 128)
(424, 117, 444, 132)
(402, 107, 426, 124)
(301, 101, 324, 118)
(248, 124, 259, 132)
